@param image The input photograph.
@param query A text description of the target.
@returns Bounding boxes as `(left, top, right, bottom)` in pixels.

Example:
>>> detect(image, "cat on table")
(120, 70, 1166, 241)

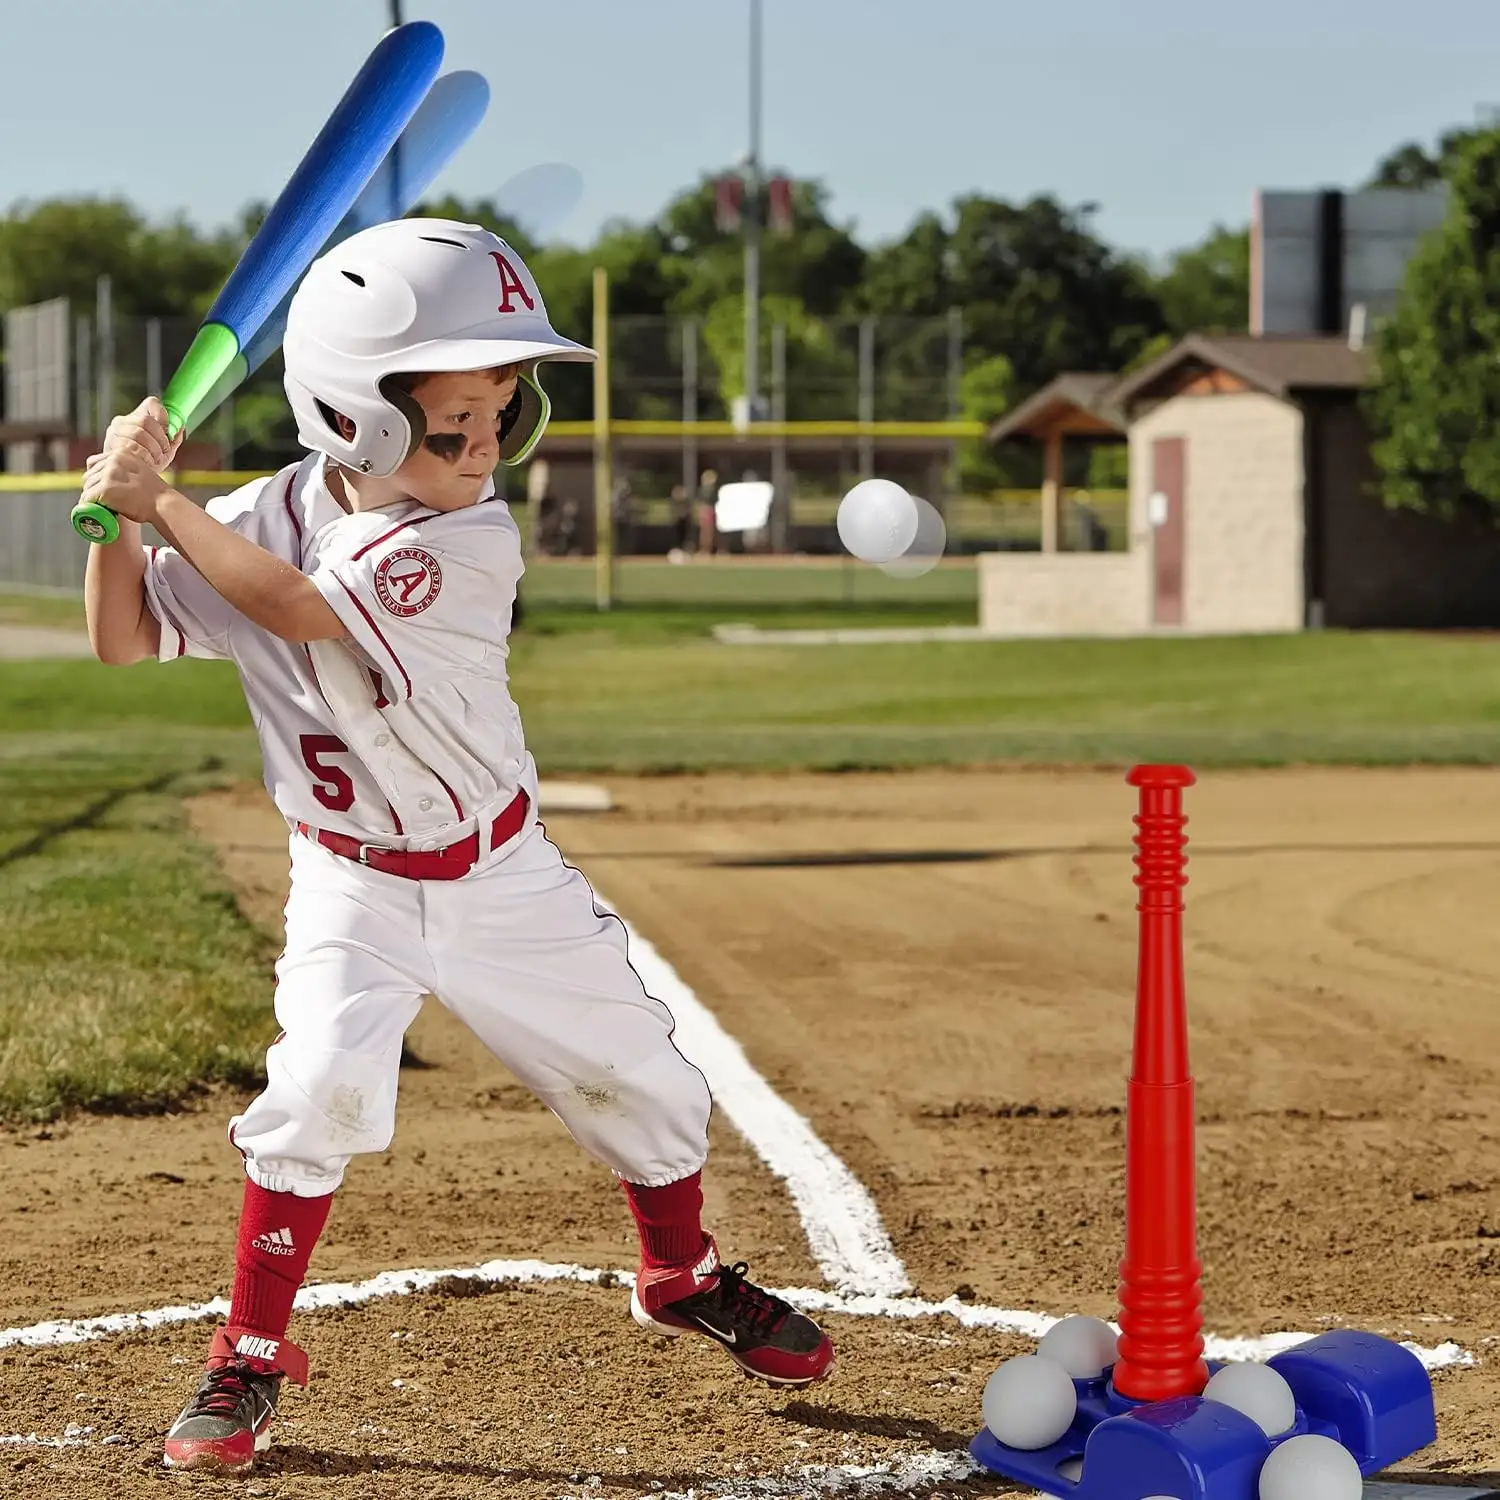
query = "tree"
(855, 194, 1166, 396)
(0, 198, 238, 317)
(1367, 128, 1481, 189)
(653, 174, 866, 319)
(1152, 225, 1249, 336)
(956, 353, 1016, 491)
(699, 292, 856, 420)
(1365, 128, 1500, 519)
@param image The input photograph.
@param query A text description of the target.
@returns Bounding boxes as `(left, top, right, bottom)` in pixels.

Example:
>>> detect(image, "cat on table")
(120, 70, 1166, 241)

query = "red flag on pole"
(767, 176, 793, 234)
(715, 175, 743, 233)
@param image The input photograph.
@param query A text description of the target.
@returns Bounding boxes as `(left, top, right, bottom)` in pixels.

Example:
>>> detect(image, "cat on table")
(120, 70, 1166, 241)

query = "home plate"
(537, 781, 614, 813)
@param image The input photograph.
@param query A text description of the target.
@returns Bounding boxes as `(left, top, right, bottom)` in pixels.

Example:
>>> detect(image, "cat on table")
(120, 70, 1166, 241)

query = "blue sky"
(7, 0, 1497, 264)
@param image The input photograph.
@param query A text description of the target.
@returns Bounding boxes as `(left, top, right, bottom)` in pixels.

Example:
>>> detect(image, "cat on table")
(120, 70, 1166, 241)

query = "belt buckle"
(355, 841, 395, 866)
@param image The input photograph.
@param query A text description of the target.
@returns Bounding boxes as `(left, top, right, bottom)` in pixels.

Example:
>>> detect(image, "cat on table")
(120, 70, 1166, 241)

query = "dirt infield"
(3, 767, 1498, 1497)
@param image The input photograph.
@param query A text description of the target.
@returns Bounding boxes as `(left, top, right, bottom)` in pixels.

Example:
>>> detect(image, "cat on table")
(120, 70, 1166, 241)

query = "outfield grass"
(8, 604, 1500, 1119)
(520, 555, 979, 613)
(511, 626, 1500, 771)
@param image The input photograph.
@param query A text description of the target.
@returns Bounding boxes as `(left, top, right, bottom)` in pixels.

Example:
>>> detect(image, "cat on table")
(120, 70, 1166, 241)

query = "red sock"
(228, 1179, 332, 1339)
(622, 1171, 707, 1268)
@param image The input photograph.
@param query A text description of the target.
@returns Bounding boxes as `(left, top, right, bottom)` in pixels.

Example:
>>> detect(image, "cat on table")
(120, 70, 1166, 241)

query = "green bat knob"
(71, 500, 121, 546)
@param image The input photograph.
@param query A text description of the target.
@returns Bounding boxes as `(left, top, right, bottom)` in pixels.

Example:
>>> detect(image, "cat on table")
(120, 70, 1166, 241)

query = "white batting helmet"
(282, 218, 594, 477)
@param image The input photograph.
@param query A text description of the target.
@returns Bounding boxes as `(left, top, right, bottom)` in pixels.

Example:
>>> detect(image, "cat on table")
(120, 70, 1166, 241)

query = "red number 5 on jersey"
(300, 733, 356, 812)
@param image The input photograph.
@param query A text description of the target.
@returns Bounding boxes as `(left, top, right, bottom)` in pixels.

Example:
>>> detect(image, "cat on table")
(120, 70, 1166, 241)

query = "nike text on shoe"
(162, 1326, 308, 1474)
(632, 1256, 835, 1387)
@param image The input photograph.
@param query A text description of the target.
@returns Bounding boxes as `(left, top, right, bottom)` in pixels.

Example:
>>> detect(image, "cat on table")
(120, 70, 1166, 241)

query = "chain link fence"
(7, 308, 969, 464)
(2, 300, 1129, 601)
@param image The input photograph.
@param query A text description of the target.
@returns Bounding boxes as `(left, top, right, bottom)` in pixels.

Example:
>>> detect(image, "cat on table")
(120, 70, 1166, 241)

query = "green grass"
(521, 556, 979, 613)
(0, 657, 272, 1121)
(0, 589, 86, 630)
(8, 610, 1500, 1120)
(509, 628, 1500, 771)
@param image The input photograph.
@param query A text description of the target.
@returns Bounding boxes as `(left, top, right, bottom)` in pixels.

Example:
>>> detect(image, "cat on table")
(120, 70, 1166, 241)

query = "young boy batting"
(80, 219, 834, 1476)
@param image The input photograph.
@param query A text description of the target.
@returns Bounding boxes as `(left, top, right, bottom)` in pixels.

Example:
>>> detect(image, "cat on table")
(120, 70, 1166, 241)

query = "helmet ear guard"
(378, 378, 429, 462)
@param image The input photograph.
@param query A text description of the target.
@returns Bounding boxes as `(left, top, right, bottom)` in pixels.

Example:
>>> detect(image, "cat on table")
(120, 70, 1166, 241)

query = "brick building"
(981, 334, 1500, 635)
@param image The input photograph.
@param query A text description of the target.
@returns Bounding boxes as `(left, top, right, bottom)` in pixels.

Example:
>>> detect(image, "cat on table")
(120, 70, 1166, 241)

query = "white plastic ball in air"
(836, 478, 919, 564)
(876, 493, 948, 579)
(1257, 1434, 1363, 1500)
(981, 1354, 1078, 1451)
(1202, 1362, 1297, 1437)
(1037, 1315, 1119, 1380)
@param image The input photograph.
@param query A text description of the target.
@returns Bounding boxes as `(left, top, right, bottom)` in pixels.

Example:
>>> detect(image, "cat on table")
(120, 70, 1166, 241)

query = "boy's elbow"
(90, 633, 151, 666)
(88, 609, 159, 666)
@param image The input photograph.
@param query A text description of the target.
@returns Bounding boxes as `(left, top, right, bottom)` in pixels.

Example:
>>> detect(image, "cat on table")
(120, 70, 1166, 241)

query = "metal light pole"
(742, 0, 763, 424)
(387, 0, 404, 220)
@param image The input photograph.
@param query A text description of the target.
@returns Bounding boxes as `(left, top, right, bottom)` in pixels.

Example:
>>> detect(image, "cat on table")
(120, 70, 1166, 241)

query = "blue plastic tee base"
(970, 1329, 1436, 1500)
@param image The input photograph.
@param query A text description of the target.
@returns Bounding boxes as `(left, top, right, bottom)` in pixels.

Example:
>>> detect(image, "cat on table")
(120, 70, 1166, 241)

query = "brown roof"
(1109, 334, 1372, 410)
(987, 372, 1125, 443)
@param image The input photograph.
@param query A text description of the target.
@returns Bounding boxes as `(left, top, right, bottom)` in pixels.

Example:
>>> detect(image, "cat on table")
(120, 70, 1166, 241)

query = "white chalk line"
(0, 1253, 1472, 1377)
(617, 914, 911, 1298)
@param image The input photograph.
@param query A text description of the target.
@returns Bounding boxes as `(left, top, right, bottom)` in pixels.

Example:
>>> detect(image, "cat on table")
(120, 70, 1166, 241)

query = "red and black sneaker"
(632, 1237, 835, 1387)
(162, 1326, 308, 1474)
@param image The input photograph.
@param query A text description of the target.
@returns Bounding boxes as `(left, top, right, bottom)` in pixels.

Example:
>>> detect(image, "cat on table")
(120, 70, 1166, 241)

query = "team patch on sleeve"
(374, 547, 444, 617)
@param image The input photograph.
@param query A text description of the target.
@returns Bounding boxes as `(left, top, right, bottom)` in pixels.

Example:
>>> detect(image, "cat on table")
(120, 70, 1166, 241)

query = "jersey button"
(419, 796, 435, 811)
(374, 733, 390, 747)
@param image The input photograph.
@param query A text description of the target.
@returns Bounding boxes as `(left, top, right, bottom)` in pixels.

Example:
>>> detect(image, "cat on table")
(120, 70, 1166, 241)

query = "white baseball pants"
(229, 823, 713, 1197)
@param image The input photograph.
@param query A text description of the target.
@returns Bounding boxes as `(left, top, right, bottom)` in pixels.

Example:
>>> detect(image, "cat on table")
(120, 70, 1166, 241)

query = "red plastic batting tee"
(1111, 765, 1210, 1404)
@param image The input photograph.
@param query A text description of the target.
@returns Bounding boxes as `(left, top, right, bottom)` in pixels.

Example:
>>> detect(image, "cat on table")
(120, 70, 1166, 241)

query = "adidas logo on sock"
(251, 1227, 296, 1257)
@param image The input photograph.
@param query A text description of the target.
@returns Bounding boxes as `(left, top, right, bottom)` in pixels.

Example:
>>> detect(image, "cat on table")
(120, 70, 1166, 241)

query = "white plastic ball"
(876, 494, 948, 579)
(1202, 1362, 1297, 1437)
(981, 1354, 1078, 1451)
(836, 478, 919, 564)
(1037, 1315, 1119, 1380)
(1258, 1434, 1362, 1500)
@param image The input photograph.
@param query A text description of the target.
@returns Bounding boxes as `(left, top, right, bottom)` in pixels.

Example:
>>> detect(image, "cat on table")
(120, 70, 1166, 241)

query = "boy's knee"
(545, 1044, 711, 1182)
(231, 1043, 402, 1191)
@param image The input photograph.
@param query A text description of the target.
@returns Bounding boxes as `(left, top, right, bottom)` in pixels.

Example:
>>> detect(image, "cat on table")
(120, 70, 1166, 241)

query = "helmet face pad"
(372, 367, 545, 470)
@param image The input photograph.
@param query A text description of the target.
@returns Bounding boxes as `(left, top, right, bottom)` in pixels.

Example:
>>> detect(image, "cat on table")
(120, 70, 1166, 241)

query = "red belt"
(297, 789, 529, 882)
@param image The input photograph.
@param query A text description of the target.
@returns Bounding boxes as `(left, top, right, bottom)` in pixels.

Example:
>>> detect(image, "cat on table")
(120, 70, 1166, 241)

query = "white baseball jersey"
(143, 452, 535, 845)
(143, 452, 713, 1195)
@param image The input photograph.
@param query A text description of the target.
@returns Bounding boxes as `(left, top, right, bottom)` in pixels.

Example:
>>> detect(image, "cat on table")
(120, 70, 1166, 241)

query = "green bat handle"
(70, 324, 240, 546)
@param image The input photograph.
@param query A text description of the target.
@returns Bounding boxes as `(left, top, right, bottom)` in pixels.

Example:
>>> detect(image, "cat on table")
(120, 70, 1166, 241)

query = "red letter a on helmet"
(490, 251, 536, 314)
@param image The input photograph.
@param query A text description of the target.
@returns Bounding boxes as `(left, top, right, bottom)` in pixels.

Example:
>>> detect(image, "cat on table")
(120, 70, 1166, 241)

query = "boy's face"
(394, 365, 522, 511)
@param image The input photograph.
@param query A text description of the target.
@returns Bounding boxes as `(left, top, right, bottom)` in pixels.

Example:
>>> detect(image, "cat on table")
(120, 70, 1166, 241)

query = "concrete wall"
(977, 552, 1148, 635)
(1130, 392, 1305, 633)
